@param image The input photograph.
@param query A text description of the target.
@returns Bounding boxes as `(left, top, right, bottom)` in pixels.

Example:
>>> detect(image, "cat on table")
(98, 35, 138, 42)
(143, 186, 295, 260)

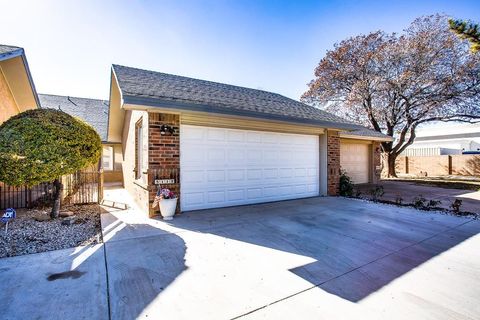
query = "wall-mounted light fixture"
(160, 124, 175, 135)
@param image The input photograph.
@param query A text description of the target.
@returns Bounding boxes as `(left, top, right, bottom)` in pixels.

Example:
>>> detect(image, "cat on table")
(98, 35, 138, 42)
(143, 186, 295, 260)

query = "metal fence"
(0, 182, 55, 210)
(0, 166, 103, 210)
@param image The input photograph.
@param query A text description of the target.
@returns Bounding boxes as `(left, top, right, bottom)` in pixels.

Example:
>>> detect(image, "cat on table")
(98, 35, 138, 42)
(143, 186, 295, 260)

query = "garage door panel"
(207, 170, 225, 182)
(340, 143, 370, 184)
(227, 169, 244, 181)
(180, 125, 320, 211)
(207, 128, 225, 141)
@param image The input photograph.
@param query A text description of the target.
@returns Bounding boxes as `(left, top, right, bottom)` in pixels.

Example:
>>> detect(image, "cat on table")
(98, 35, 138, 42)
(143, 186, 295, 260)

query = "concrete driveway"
(101, 192, 480, 320)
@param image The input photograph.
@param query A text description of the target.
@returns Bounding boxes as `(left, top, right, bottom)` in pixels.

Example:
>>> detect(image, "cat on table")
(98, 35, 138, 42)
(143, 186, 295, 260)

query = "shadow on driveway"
(101, 206, 187, 320)
(168, 197, 480, 303)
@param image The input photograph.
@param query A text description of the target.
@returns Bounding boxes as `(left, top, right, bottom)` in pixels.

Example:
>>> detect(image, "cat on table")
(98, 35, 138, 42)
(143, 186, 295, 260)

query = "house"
(38, 94, 123, 184)
(0, 44, 40, 124)
(403, 123, 480, 156)
(107, 65, 391, 216)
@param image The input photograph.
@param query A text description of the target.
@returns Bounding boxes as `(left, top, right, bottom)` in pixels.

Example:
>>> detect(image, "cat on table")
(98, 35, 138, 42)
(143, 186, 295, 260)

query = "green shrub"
(339, 171, 354, 197)
(427, 199, 442, 209)
(395, 194, 403, 205)
(0, 109, 101, 218)
(450, 199, 463, 213)
(369, 185, 384, 201)
(0, 109, 101, 186)
(412, 195, 427, 209)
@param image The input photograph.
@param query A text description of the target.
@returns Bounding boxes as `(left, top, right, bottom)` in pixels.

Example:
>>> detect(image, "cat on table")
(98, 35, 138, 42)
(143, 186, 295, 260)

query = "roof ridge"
(112, 64, 298, 101)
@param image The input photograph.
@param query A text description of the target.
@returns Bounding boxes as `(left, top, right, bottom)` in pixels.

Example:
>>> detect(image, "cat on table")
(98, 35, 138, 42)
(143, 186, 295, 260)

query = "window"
(135, 120, 143, 179)
(102, 146, 114, 171)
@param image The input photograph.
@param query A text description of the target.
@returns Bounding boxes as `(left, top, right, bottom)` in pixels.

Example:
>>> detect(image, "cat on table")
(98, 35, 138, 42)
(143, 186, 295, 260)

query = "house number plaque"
(155, 179, 175, 185)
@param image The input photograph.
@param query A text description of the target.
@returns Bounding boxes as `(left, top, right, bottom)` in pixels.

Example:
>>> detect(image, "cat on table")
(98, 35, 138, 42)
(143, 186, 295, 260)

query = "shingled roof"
(39, 94, 109, 142)
(340, 128, 393, 141)
(0, 44, 22, 60)
(112, 64, 363, 130)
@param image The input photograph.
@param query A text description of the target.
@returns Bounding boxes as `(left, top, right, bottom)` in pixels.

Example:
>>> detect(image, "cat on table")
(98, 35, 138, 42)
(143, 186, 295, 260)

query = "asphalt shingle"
(0, 44, 22, 58)
(112, 64, 361, 130)
(38, 94, 109, 142)
(340, 128, 392, 140)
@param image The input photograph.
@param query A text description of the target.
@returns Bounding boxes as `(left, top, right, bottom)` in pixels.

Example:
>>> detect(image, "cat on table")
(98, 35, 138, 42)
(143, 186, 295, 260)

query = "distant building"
(403, 123, 480, 156)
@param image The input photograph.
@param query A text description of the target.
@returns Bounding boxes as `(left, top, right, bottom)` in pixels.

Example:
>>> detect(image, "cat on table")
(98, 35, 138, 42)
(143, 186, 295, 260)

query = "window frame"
(135, 119, 143, 180)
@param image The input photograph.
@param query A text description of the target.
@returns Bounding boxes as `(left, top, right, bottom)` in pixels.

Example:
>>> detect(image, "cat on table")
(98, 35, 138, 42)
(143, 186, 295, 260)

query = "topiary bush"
(0, 109, 101, 217)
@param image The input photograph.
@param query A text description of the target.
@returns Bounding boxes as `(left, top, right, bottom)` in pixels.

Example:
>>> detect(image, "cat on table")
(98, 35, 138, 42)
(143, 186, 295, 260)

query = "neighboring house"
(38, 94, 123, 184)
(403, 123, 480, 156)
(0, 44, 40, 124)
(107, 64, 391, 216)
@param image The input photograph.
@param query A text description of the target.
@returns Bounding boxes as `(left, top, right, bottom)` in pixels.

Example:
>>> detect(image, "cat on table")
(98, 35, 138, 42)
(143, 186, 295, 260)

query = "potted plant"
(155, 188, 177, 220)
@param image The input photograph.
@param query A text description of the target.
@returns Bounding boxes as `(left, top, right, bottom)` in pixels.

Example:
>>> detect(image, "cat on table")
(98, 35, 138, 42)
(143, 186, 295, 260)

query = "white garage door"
(340, 143, 370, 184)
(180, 125, 320, 211)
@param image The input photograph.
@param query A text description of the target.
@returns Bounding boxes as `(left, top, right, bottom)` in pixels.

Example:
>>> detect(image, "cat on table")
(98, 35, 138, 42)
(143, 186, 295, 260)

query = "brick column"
(372, 141, 381, 183)
(148, 113, 180, 216)
(327, 130, 340, 195)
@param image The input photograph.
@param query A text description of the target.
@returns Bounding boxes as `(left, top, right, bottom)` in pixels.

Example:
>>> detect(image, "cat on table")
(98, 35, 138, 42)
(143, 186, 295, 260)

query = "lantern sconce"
(160, 124, 175, 135)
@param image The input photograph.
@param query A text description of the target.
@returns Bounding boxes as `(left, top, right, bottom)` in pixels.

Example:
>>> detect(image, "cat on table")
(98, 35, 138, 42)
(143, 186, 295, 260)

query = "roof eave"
(0, 48, 23, 62)
(122, 94, 364, 131)
(339, 133, 393, 142)
(20, 51, 41, 108)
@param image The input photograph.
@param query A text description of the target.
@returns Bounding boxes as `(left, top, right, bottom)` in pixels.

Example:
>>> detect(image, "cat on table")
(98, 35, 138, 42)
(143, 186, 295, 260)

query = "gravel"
(0, 204, 102, 258)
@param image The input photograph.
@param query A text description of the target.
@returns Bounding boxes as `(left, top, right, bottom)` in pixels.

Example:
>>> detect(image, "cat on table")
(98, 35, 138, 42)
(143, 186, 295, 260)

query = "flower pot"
(159, 198, 177, 220)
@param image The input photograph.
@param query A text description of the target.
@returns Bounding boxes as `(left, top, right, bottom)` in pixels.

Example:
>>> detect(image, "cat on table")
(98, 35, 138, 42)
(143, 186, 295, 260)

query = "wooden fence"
(0, 166, 103, 210)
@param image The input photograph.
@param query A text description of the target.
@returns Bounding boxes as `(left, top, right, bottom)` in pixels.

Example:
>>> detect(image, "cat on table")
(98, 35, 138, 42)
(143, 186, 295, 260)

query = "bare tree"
(302, 15, 480, 177)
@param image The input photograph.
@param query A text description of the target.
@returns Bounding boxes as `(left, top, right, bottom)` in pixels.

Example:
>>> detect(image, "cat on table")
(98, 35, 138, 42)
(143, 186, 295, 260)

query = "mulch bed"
(0, 204, 102, 258)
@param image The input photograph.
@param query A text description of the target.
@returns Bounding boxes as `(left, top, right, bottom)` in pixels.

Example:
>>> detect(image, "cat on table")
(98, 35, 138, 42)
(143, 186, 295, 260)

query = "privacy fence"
(0, 165, 103, 210)
(394, 154, 480, 177)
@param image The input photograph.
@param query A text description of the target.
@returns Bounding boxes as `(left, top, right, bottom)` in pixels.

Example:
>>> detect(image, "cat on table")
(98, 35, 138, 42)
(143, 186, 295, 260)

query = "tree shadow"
(168, 198, 480, 303)
(454, 155, 480, 176)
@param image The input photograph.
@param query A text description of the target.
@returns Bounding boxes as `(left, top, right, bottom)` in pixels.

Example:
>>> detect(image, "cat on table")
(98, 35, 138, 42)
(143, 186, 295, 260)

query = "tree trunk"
(387, 153, 398, 178)
(51, 178, 63, 219)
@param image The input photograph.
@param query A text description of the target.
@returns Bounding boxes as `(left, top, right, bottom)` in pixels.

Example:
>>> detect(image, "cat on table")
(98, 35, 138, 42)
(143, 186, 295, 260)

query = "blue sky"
(1, 0, 479, 100)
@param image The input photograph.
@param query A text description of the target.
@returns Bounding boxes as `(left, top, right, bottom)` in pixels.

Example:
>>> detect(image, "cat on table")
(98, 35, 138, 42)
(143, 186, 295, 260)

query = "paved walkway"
(0, 244, 108, 319)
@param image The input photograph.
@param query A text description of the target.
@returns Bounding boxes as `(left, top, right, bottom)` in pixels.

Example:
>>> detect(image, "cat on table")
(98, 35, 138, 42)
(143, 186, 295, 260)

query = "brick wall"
(372, 142, 382, 183)
(394, 154, 480, 176)
(148, 113, 181, 216)
(327, 130, 340, 195)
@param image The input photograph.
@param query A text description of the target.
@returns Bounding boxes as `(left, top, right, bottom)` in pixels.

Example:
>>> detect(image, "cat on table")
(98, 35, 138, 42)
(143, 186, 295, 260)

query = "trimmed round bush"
(0, 109, 101, 186)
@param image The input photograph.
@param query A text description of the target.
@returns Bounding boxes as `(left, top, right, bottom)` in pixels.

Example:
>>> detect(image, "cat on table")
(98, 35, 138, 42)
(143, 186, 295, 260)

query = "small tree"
(449, 18, 480, 53)
(0, 109, 101, 218)
(302, 15, 480, 177)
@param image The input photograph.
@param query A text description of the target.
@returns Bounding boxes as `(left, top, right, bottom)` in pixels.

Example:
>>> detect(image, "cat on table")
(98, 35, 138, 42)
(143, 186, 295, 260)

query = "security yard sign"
(1, 208, 16, 233)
